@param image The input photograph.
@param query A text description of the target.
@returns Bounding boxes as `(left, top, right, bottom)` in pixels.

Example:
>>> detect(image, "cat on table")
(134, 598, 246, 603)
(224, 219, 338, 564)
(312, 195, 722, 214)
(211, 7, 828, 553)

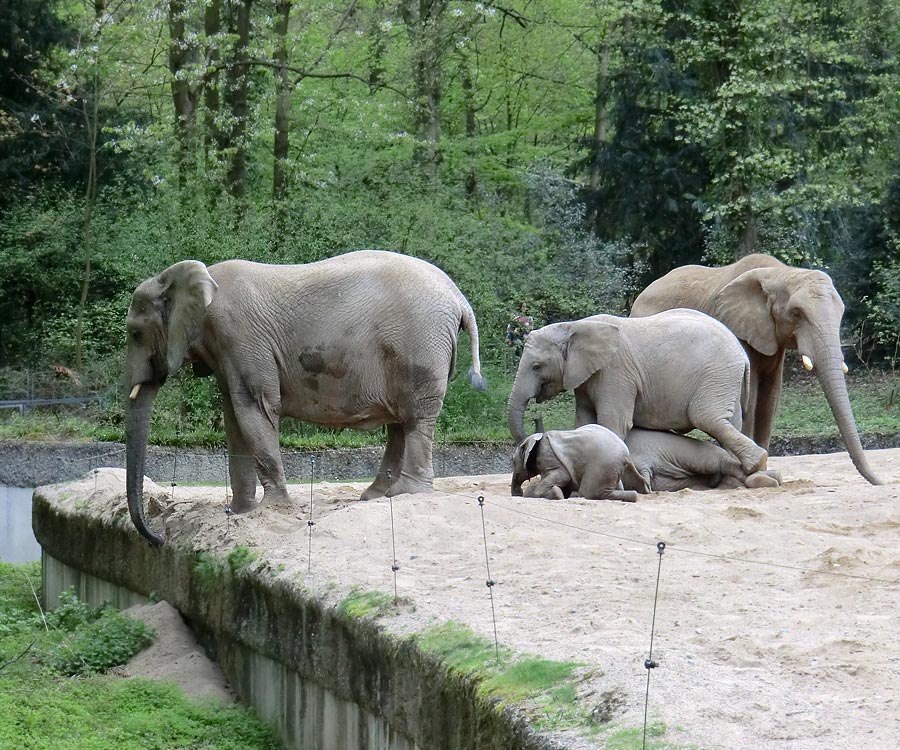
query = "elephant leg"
(751, 352, 784, 451)
(523, 467, 570, 500)
(388, 417, 436, 496)
(226, 386, 292, 510)
(221, 391, 259, 513)
(361, 424, 405, 501)
(700, 417, 768, 476)
(574, 391, 596, 428)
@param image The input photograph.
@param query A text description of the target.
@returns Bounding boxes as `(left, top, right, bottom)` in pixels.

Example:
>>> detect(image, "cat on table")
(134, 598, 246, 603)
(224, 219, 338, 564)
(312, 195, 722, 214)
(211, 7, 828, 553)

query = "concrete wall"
(2, 440, 514, 487)
(33, 490, 563, 750)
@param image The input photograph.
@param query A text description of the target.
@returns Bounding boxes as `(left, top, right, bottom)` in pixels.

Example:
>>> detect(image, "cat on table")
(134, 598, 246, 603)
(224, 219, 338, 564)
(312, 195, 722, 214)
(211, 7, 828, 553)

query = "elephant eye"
(531, 362, 542, 372)
(130, 330, 143, 343)
(790, 307, 803, 319)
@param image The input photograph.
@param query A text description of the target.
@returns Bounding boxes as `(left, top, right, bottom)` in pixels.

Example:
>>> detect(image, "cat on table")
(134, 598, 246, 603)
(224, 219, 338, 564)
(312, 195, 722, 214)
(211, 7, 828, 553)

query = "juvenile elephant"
(631, 253, 880, 485)
(623, 429, 782, 493)
(126, 250, 486, 546)
(507, 309, 768, 476)
(511, 425, 648, 502)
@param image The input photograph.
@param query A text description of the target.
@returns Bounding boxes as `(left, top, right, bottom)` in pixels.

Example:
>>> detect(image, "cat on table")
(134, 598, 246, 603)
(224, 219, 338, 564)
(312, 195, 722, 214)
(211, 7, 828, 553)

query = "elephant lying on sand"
(125, 250, 486, 546)
(624, 429, 782, 493)
(507, 309, 768, 476)
(631, 253, 881, 485)
(511, 425, 648, 502)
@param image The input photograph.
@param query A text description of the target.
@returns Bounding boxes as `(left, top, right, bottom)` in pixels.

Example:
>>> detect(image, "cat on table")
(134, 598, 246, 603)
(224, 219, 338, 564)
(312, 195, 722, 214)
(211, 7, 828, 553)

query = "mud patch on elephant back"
(299, 348, 326, 374)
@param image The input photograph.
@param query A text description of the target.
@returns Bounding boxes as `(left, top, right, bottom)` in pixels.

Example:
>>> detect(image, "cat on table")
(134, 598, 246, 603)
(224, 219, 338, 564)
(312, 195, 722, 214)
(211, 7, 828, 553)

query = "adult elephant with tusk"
(630, 253, 881, 485)
(125, 250, 486, 546)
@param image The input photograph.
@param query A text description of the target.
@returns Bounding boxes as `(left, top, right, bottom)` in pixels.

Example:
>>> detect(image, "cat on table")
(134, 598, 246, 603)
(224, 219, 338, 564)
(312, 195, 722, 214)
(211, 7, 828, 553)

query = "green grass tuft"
(337, 589, 397, 619)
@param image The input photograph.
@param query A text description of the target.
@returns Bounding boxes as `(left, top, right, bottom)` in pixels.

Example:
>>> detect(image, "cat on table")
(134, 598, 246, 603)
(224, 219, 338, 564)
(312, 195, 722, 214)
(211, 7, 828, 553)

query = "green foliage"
(0, 563, 282, 750)
(336, 589, 397, 619)
(226, 546, 258, 574)
(414, 621, 588, 730)
(193, 551, 225, 586)
(43, 608, 154, 677)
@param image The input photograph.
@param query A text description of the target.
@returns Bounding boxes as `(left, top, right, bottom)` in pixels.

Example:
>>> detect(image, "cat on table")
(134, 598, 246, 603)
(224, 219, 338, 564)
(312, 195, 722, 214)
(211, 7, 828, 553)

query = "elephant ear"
(713, 268, 780, 356)
(156, 260, 218, 373)
(517, 433, 543, 474)
(544, 431, 580, 485)
(562, 320, 621, 391)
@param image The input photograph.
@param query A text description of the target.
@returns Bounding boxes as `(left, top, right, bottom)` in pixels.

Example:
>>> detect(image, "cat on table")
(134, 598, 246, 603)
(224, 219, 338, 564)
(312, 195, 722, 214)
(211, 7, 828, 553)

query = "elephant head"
(714, 265, 880, 484)
(125, 261, 218, 545)
(507, 319, 620, 443)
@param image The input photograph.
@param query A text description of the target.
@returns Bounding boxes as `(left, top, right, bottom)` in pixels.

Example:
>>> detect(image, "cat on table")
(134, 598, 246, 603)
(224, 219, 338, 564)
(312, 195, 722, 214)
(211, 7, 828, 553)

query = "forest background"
(2, 0, 900, 446)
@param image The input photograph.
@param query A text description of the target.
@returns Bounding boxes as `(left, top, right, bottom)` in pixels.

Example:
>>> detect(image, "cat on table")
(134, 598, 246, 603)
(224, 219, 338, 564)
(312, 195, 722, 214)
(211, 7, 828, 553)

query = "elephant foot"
(229, 496, 259, 514)
(386, 475, 434, 497)
(261, 486, 297, 512)
(740, 447, 768, 476)
(606, 490, 639, 503)
(745, 470, 781, 489)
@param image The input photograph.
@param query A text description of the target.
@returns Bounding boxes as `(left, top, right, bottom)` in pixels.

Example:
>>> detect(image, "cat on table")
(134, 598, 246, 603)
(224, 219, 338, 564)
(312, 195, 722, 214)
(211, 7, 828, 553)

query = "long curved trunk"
(507, 377, 532, 444)
(813, 337, 882, 485)
(125, 382, 164, 545)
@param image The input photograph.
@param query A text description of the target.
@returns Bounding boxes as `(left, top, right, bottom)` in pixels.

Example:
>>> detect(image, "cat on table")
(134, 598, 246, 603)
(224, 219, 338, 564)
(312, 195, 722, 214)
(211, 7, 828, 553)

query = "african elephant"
(125, 250, 486, 546)
(511, 425, 648, 502)
(623, 429, 782, 493)
(506, 309, 768, 476)
(630, 253, 881, 485)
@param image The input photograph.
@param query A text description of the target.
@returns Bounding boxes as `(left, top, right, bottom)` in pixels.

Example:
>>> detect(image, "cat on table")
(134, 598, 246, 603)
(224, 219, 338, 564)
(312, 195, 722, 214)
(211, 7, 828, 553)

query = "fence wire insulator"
(642, 541, 666, 750)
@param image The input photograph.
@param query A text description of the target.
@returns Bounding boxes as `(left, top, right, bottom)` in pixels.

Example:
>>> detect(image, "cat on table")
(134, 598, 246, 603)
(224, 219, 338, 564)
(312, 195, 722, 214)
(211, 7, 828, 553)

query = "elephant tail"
(460, 296, 488, 392)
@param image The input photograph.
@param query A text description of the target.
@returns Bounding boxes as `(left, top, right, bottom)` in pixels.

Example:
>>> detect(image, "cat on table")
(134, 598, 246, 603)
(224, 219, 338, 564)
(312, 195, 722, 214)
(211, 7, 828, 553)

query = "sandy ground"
(79, 448, 900, 750)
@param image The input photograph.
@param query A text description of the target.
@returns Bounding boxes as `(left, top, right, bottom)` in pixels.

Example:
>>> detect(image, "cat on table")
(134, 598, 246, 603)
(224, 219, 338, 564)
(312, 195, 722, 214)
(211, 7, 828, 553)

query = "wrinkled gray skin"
(511, 425, 648, 502)
(126, 250, 486, 546)
(623, 428, 781, 493)
(631, 253, 880, 485)
(507, 309, 768, 476)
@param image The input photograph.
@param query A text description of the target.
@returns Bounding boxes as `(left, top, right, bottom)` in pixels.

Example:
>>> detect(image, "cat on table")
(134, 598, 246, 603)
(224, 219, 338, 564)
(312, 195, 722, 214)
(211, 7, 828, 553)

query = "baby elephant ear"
(562, 320, 621, 391)
(713, 268, 780, 356)
(156, 260, 218, 373)
(519, 433, 543, 472)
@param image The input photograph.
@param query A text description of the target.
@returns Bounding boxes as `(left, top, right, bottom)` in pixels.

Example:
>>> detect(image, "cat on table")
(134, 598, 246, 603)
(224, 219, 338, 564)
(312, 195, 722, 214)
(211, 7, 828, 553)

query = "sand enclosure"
(101, 448, 900, 749)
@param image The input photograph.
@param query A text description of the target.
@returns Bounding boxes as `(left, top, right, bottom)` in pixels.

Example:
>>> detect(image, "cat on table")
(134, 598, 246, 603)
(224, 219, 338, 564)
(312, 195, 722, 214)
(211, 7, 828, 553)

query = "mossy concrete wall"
(32, 489, 563, 750)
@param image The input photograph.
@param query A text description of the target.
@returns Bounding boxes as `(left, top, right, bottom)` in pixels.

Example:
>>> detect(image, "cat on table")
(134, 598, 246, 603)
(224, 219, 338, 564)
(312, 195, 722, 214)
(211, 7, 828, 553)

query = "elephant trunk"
(811, 336, 882, 486)
(507, 377, 532, 444)
(125, 381, 164, 546)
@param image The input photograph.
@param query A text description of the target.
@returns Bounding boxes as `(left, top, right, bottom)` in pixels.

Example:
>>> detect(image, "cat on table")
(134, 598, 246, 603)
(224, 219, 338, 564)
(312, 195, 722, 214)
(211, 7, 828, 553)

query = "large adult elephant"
(630, 253, 881, 485)
(506, 310, 768, 476)
(126, 250, 486, 546)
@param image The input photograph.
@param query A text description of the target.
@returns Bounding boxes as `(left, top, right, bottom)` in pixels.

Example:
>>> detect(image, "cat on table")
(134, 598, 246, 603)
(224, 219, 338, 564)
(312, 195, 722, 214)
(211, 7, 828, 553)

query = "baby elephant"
(511, 424, 649, 503)
(624, 428, 782, 493)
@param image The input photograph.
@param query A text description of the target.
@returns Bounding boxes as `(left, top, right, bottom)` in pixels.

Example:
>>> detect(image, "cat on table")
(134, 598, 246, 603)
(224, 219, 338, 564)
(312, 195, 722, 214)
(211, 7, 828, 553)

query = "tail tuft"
(468, 366, 488, 392)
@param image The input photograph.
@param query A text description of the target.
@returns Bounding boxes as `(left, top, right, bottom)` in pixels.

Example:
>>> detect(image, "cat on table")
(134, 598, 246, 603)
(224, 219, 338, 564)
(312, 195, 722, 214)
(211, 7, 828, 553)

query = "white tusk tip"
(129, 384, 142, 400)
(841, 361, 849, 374)
(801, 355, 814, 371)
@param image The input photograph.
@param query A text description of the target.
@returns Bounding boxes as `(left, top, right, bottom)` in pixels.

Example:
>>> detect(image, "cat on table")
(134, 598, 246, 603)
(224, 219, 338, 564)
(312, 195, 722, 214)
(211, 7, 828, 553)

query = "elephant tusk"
(802, 355, 814, 371)
(129, 383, 142, 400)
(842, 361, 849, 374)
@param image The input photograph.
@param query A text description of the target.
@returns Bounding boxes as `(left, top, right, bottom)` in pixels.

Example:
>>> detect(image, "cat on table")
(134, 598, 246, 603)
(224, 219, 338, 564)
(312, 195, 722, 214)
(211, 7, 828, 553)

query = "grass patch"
(226, 546, 258, 573)
(336, 589, 398, 619)
(414, 622, 587, 730)
(1, 367, 897, 447)
(0, 562, 282, 750)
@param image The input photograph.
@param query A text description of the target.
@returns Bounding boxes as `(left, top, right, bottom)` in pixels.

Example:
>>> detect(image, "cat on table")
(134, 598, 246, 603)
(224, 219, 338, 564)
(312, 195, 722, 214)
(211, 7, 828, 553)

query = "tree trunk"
(402, 0, 445, 177)
(224, 0, 253, 203)
(462, 60, 477, 200)
(272, 0, 292, 204)
(168, 0, 199, 189)
(586, 27, 612, 230)
(203, 0, 225, 188)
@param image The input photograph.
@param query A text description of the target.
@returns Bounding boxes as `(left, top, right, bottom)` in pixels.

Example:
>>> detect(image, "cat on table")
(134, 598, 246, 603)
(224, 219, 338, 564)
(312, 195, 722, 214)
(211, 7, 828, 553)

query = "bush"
(39, 589, 154, 676)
